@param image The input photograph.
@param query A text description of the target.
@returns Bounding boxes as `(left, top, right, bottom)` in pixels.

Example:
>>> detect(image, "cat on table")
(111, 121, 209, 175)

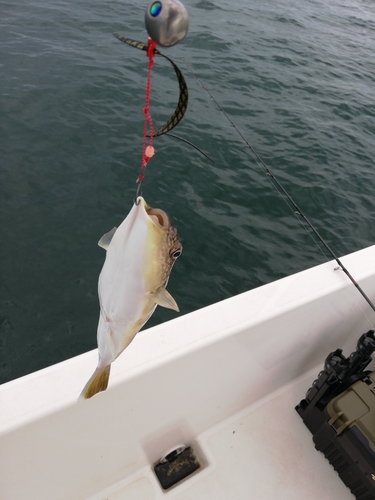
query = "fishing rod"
(181, 61, 375, 314)
(114, 1, 375, 313)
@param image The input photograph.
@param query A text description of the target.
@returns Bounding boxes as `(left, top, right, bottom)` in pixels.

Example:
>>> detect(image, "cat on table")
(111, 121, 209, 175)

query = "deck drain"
(154, 444, 200, 490)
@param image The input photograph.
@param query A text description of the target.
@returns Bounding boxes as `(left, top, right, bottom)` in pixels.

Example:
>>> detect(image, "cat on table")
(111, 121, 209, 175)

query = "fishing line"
(135, 37, 157, 202)
(262, 178, 332, 264)
(180, 58, 375, 315)
(113, 2, 375, 315)
(164, 132, 214, 163)
(113, 31, 214, 197)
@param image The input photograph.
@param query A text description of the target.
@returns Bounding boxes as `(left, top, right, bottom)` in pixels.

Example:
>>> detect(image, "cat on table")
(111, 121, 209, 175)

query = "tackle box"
(296, 331, 375, 500)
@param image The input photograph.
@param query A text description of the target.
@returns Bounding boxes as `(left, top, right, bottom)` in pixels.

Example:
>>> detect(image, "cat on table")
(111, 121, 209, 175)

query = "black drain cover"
(154, 446, 200, 490)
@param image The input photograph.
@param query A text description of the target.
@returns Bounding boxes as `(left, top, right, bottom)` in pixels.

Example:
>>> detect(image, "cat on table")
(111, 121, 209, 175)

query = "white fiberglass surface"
(1, 245, 375, 499)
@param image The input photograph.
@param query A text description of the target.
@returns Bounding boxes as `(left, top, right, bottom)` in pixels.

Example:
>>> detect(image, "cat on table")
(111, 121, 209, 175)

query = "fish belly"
(97, 202, 151, 367)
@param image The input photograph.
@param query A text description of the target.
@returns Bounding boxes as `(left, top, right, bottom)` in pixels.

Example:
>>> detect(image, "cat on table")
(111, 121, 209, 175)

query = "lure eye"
(145, 0, 188, 47)
(150, 1, 162, 17)
(173, 248, 182, 259)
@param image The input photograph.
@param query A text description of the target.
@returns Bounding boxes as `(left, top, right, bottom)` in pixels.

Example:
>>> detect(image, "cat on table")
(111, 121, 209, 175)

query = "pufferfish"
(80, 196, 182, 400)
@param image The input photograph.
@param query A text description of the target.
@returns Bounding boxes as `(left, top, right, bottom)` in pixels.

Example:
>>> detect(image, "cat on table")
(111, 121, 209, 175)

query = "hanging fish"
(80, 196, 182, 400)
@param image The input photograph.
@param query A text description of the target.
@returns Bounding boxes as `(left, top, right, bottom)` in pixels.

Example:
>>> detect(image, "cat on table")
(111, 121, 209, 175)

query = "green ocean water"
(1, 0, 375, 383)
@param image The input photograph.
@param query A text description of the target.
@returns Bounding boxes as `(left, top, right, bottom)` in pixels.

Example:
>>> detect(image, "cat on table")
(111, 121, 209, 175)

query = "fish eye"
(172, 248, 182, 258)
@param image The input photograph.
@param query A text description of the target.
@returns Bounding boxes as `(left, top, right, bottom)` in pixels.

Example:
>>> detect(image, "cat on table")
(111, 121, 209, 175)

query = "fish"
(79, 196, 182, 400)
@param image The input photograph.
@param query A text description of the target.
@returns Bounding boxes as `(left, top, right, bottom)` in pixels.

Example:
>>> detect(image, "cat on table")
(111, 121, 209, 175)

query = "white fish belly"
(97, 201, 151, 367)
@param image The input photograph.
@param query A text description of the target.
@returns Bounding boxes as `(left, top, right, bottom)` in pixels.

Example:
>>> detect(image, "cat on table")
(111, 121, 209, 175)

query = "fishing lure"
(112, 33, 188, 138)
(113, 1, 216, 187)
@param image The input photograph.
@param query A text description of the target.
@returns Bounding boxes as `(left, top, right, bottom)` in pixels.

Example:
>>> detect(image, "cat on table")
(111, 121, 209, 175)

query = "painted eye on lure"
(150, 1, 162, 17)
(145, 0, 189, 47)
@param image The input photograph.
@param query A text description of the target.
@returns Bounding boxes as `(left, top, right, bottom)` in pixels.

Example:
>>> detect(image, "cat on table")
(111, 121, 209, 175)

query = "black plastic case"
(296, 330, 375, 500)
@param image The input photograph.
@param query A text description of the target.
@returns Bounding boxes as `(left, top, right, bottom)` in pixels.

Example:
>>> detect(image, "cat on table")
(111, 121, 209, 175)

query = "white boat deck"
(2, 245, 375, 499)
(88, 369, 352, 500)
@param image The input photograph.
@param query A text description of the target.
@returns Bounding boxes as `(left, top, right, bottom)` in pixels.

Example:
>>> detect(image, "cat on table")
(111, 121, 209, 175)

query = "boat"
(2, 243, 375, 499)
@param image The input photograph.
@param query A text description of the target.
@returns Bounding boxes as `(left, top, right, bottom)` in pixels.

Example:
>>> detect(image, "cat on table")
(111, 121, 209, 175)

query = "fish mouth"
(146, 206, 171, 228)
(136, 196, 171, 229)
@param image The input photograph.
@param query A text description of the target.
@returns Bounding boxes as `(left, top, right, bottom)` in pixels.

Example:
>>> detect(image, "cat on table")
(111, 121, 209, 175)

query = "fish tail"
(79, 365, 111, 400)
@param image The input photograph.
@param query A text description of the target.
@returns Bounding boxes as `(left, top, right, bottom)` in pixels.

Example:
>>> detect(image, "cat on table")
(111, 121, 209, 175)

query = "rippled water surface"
(1, 0, 375, 382)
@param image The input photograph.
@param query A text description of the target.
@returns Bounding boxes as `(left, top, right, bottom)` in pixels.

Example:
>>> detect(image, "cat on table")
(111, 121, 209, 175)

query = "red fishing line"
(137, 38, 157, 185)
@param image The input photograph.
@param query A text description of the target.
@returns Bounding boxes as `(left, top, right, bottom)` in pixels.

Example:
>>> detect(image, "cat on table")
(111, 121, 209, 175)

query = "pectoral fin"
(152, 287, 179, 312)
(98, 227, 117, 250)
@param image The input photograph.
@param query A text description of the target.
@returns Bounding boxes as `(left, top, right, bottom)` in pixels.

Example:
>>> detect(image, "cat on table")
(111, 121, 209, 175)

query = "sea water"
(1, 0, 375, 382)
